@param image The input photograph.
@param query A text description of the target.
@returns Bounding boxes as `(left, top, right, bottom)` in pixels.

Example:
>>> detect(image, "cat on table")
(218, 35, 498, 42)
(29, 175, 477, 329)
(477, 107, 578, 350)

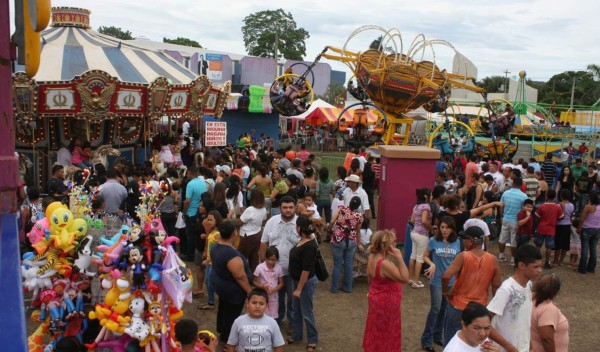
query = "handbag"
(314, 239, 329, 281)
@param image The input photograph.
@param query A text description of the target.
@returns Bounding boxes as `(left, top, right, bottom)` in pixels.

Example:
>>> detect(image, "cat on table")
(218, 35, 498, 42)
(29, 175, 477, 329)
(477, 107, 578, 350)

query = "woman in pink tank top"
(576, 192, 600, 273)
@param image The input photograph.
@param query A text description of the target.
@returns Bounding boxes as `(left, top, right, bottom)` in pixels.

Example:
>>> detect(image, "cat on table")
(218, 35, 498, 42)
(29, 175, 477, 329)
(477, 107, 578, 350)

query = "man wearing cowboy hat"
(342, 174, 371, 219)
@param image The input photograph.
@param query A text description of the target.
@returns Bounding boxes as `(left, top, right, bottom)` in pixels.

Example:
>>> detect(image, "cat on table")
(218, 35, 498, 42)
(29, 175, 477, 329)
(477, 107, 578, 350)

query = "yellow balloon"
(68, 218, 88, 240)
(49, 207, 74, 239)
(45, 201, 67, 222)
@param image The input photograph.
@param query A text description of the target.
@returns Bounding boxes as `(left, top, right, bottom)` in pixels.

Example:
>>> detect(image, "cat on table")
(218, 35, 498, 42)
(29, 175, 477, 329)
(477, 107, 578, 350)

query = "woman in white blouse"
(237, 189, 268, 271)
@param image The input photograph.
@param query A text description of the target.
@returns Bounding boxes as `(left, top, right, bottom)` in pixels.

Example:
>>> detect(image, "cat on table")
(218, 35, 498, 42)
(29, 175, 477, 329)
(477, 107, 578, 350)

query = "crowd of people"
(18, 125, 591, 351)
(407, 149, 600, 351)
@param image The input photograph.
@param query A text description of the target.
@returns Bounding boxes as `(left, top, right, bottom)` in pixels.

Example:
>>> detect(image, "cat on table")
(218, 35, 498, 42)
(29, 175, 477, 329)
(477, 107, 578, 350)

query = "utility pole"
(570, 75, 578, 110)
(503, 69, 511, 94)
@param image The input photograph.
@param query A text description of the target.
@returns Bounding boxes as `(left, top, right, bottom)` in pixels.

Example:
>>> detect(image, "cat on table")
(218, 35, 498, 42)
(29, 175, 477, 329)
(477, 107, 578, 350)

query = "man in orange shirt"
(442, 226, 502, 347)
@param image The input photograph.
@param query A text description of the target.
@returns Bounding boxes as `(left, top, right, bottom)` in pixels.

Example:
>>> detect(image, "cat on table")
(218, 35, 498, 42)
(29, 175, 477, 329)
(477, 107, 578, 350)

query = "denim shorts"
(534, 233, 555, 249)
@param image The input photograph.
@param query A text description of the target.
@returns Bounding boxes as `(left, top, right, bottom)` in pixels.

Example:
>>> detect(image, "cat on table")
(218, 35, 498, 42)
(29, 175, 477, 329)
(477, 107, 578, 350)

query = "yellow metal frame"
(427, 121, 475, 147)
(273, 73, 315, 106)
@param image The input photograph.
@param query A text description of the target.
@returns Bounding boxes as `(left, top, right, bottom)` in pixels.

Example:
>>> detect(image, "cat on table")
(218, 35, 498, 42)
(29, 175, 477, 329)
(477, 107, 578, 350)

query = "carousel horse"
(91, 145, 121, 168)
(150, 151, 168, 179)
(18, 152, 33, 181)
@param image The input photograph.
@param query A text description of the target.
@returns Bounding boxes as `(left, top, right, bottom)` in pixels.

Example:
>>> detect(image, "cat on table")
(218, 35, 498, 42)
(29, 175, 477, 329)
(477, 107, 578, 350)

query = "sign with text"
(205, 121, 227, 146)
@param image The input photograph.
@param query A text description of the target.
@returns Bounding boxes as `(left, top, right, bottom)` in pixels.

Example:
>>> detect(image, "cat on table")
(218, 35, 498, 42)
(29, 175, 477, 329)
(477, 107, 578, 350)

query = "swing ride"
(271, 25, 486, 148)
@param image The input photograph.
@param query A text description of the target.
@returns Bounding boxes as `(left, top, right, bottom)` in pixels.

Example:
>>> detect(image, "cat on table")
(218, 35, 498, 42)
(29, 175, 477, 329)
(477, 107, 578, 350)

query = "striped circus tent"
(292, 99, 379, 125)
(35, 17, 197, 84)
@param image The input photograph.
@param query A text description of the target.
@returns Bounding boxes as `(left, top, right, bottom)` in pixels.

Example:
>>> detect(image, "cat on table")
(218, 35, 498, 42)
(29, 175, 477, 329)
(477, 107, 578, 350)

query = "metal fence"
(316, 155, 346, 175)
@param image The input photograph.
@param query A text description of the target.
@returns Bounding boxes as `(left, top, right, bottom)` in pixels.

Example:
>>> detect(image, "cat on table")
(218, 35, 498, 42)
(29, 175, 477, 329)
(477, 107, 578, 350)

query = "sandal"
(198, 304, 215, 310)
(307, 344, 317, 351)
(411, 281, 425, 289)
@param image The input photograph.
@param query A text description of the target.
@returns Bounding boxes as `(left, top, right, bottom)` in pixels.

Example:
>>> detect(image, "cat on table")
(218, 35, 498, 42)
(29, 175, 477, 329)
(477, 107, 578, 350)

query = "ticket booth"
(377, 145, 440, 243)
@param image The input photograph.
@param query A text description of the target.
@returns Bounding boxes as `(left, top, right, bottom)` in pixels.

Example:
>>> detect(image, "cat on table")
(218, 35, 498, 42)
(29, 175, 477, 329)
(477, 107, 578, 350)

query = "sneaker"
(544, 262, 553, 269)
(498, 253, 506, 262)
(510, 258, 514, 264)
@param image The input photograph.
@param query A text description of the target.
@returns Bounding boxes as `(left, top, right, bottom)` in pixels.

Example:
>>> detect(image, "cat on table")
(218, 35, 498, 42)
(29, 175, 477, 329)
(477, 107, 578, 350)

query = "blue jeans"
(444, 303, 463, 347)
(277, 275, 294, 325)
(576, 193, 589, 215)
(271, 207, 281, 216)
(291, 275, 318, 345)
(330, 240, 357, 293)
(204, 265, 215, 305)
(317, 201, 332, 223)
(579, 228, 600, 273)
(421, 285, 448, 347)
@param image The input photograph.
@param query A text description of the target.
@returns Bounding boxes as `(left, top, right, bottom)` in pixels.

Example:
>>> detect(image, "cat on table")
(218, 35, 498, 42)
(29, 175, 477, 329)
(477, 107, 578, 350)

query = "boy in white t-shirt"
(486, 244, 542, 352)
(227, 288, 285, 352)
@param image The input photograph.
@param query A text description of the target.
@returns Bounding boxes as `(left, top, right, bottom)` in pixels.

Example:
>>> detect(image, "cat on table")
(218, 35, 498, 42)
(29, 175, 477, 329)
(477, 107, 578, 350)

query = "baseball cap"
(459, 226, 484, 239)
(219, 165, 231, 176)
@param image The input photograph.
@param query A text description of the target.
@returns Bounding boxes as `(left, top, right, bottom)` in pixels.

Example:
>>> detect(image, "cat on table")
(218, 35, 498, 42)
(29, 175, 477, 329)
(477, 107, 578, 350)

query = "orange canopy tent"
(291, 99, 380, 125)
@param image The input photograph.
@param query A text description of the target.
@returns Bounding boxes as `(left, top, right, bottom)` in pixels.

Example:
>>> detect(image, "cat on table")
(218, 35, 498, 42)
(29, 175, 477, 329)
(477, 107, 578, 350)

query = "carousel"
(13, 7, 231, 189)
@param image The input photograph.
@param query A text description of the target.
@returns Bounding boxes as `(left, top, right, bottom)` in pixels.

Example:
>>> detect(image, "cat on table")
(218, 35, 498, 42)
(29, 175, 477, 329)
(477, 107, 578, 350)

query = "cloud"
(21, 0, 600, 81)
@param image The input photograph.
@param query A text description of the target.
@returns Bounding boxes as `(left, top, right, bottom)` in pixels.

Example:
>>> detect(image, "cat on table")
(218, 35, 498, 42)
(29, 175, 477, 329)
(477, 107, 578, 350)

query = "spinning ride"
(320, 25, 485, 147)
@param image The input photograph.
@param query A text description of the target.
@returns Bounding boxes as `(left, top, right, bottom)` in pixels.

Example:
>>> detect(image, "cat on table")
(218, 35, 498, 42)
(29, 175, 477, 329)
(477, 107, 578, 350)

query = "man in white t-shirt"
(487, 244, 542, 352)
(341, 174, 370, 218)
(488, 163, 505, 187)
(259, 196, 299, 326)
(182, 119, 190, 136)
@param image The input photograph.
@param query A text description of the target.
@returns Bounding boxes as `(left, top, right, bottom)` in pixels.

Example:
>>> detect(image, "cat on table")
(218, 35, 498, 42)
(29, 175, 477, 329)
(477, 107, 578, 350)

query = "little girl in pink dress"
(253, 246, 284, 318)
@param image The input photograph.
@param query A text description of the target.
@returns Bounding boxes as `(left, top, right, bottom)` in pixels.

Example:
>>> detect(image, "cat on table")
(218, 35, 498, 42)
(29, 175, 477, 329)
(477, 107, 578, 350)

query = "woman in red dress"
(362, 229, 410, 351)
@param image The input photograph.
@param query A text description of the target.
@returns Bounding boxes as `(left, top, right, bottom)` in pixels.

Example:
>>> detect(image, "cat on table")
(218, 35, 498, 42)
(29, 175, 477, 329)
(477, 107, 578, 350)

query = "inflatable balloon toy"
(140, 293, 166, 352)
(45, 201, 68, 223)
(99, 225, 130, 248)
(27, 217, 50, 248)
(63, 278, 91, 319)
(48, 207, 77, 253)
(25, 247, 72, 277)
(67, 218, 88, 243)
(39, 289, 64, 333)
(124, 297, 150, 342)
(85, 285, 131, 350)
(71, 235, 96, 279)
(22, 264, 56, 304)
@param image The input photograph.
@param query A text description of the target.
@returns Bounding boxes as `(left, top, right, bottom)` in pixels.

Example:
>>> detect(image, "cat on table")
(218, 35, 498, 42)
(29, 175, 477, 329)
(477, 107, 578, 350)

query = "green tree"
(241, 9, 309, 60)
(475, 75, 507, 93)
(97, 26, 133, 40)
(163, 37, 202, 48)
(316, 82, 347, 106)
(537, 70, 596, 105)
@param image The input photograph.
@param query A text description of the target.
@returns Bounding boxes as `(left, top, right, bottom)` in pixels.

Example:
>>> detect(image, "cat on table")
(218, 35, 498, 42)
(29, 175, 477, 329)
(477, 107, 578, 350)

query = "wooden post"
(0, 0, 28, 349)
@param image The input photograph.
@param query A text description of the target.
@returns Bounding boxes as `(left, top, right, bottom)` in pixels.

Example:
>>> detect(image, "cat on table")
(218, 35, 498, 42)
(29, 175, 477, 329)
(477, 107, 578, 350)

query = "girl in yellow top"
(200, 210, 223, 310)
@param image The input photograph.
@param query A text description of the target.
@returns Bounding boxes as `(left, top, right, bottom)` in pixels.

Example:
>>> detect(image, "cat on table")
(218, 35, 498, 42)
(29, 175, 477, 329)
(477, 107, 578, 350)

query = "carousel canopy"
(34, 7, 197, 84)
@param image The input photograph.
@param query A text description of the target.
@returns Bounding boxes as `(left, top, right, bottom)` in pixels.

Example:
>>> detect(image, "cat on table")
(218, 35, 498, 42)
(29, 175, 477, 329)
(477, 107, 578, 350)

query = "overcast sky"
(13, 0, 600, 82)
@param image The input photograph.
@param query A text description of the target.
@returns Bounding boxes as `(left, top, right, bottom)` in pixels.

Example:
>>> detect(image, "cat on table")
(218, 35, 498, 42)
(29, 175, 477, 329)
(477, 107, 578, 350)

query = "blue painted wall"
(204, 110, 280, 145)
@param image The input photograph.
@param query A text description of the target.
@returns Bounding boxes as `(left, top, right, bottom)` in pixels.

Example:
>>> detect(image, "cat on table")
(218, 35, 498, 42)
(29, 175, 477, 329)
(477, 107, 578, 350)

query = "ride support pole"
(0, 0, 28, 349)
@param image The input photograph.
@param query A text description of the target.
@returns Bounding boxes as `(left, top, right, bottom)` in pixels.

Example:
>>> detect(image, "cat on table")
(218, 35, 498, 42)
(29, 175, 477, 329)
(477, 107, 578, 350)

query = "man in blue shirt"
(183, 166, 207, 261)
(498, 177, 528, 263)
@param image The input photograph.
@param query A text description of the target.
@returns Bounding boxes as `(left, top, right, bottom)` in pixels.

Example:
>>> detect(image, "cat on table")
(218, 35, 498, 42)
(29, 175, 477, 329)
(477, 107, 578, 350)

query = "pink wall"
(377, 146, 440, 243)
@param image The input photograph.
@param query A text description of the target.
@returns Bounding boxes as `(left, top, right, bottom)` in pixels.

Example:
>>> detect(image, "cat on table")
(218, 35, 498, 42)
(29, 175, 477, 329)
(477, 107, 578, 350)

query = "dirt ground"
(23, 237, 598, 351)
(186, 240, 599, 352)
